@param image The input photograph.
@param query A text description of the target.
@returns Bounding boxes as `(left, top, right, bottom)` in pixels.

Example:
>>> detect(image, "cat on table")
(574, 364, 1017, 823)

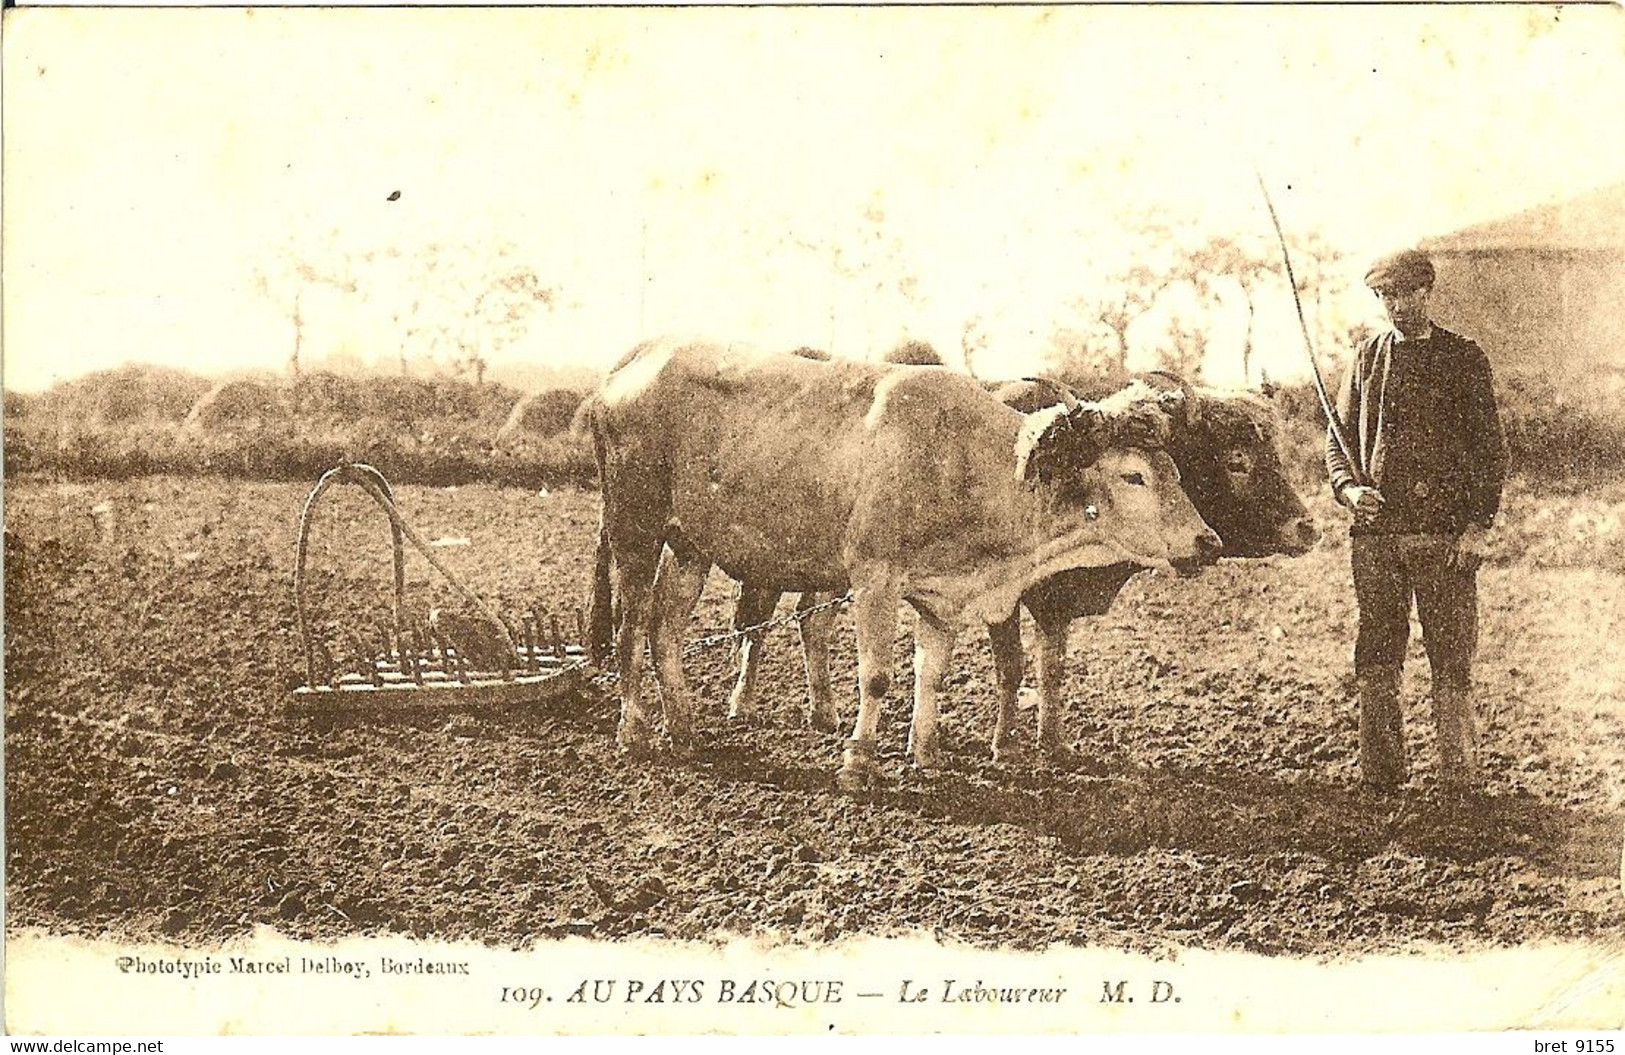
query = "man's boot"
(1433, 680, 1482, 792)
(1357, 670, 1407, 789)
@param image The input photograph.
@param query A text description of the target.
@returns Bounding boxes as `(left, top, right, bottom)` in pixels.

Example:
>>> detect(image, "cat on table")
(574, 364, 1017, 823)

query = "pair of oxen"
(584, 336, 1317, 790)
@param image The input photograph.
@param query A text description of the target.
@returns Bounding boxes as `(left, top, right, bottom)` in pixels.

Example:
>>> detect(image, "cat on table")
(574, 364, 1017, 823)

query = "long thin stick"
(1254, 172, 1370, 488)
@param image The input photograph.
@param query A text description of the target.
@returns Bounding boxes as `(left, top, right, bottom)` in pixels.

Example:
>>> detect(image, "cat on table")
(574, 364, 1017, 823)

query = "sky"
(5, 5, 1625, 392)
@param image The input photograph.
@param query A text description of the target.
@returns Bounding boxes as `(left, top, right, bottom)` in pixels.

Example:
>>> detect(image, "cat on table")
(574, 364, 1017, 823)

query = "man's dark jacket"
(1325, 325, 1507, 536)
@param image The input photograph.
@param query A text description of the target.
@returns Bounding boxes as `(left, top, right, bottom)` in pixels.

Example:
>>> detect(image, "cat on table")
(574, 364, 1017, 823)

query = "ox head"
(1015, 387, 1223, 576)
(1136, 373, 1318, 558)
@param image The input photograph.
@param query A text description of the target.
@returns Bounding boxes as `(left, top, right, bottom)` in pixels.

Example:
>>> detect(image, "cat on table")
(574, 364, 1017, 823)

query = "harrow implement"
(289, 462, 589, 713)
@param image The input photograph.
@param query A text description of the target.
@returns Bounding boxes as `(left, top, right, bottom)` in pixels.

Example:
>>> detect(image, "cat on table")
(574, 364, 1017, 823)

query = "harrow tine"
(417, 626, 435, 681)
(529, 606, 547, 657)
(522, 613, 540, 668)
(318, 640, 338, 688)
(501, 614, 524, 680)
(348, 631, 380, 687)
(574, 608, 586, 654)
(430, 627, 454, 681)
(287, 462, 594, 710)
(371, 626, 391, 683)
(405, 630, 424, 686)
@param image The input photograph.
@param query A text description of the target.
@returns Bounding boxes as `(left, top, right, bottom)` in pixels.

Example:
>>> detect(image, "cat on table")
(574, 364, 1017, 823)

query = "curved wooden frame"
(290, 462, 584, 712)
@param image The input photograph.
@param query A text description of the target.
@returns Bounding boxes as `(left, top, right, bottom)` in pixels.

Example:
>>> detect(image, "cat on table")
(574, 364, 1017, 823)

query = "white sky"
(5, 5, 1625, 391)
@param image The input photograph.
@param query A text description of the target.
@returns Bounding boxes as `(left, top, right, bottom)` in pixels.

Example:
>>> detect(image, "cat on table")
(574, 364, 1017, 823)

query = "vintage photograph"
(5, 3, 1625, 1038)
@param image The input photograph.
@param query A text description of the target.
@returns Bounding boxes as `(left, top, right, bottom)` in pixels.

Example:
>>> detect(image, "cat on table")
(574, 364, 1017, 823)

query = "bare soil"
(6, 476, 1623, 956)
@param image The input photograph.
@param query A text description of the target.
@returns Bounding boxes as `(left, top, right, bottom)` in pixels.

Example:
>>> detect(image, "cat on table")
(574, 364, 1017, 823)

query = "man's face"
(1373, 283, 1432, 338)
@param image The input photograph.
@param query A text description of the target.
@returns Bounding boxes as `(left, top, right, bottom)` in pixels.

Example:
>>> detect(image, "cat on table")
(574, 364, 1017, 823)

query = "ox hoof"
(662, 719, 696, 758)
(991, 736, 1026, 765)
(726, 706, 768, 728)
(836, 763, 881, 793)
(837, 742, 881, 792)
(908, 740, 942, 771)
(1441, 777, 1482, 797)
(616, 719, 656, 757)
(618, 738, 655, 761)
(1435, 780, 1484, 805)
(806, 708, 840, 733)
(1359, 774, 1406, 795)
(725, 692, 759, 724)
(1437, 756, 1482, 793)
(1435, 770, 1482, 801)
(1040, 742, 1080, 769)
(1360, 759, 1409, 792)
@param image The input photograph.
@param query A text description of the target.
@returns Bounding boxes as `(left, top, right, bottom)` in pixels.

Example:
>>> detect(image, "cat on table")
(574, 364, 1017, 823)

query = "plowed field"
(6, 476, 1623, 956)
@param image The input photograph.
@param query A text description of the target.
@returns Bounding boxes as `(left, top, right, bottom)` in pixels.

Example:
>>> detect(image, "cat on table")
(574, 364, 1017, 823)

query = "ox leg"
(797, 591, 840, 731)
(1033, 611, 1072, 758)
(650, 541, 712, 752)
(612, 538, 663, 755)
(907, 614, 957, 770)
(987, 612, 1025, 763)
(839, 577, 901, 791)
(726, 584, 781, 723)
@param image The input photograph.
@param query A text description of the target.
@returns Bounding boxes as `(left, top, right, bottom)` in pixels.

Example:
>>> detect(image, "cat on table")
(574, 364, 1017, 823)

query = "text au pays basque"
(515, 978, 1179, 1008)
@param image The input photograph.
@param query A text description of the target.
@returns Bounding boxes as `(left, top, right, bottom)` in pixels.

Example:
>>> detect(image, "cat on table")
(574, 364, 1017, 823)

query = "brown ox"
(584, 337, 1221, 788)
(726, 372, 1318, 760)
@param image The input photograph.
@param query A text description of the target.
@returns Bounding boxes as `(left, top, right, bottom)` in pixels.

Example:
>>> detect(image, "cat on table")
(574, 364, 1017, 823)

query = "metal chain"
(681, 590, 853, 656)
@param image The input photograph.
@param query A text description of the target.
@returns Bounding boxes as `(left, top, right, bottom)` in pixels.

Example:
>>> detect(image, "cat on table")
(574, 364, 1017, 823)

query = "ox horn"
(1136, 369, 1202, 426)
(1018, 375, 1080, 412)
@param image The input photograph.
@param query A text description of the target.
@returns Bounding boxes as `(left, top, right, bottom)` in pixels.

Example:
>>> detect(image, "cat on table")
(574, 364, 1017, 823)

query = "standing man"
(1326, 249, 1507, 792)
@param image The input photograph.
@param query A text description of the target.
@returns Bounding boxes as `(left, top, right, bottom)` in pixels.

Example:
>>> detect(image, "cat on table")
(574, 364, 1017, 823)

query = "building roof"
(1422, 181, 1625, 253)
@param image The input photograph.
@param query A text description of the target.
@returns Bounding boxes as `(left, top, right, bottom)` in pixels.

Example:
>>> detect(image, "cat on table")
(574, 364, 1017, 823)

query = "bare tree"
(252, 236, 359, 377)
(1044, 320, 1117, 383)
(356, 240, 558, 380)
(960, 316, 989, 379)
(1048, 212, 1184, 380)
(1177, 235, 1274, 384)
(1101, 261, 1170, 377)
(1166, 226, 1351, 386)
(455, 264, 557, 384)
(1284, 228, 1353, 356)
(1158, 310, 1210, 379)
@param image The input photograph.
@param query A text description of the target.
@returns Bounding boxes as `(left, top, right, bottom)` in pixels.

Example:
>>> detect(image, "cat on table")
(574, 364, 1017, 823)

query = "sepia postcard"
(4, 2, 1625, 1039)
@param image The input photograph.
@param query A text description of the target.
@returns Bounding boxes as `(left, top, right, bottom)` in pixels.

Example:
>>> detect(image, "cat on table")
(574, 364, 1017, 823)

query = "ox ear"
(1015, 404, 1108, 485)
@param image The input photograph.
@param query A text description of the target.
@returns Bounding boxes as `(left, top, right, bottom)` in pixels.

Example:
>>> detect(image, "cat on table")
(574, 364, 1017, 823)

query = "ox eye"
(1119, 471, 1146, 486)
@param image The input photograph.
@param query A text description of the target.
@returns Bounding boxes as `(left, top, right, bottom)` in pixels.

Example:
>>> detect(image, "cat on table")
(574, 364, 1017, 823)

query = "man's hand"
(1342, 485, 1384, 523)
(1451, 524, 1492, 570)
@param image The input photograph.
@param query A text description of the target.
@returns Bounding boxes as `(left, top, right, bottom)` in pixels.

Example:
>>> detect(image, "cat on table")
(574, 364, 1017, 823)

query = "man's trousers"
(1350, 533, 1481, 787)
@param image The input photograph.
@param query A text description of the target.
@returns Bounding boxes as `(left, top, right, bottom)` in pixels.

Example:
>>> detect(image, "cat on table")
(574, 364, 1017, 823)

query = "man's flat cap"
(1364, 249, 1436, 292)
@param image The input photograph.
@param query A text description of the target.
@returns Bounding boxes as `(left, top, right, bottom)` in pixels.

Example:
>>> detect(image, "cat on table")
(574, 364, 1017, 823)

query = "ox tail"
(585, 400, 616, 667)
